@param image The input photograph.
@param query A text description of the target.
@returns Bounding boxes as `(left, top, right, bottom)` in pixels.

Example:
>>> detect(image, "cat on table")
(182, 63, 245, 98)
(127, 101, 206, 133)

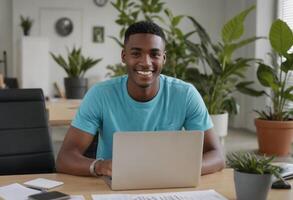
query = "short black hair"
(124, 21, 166, 44)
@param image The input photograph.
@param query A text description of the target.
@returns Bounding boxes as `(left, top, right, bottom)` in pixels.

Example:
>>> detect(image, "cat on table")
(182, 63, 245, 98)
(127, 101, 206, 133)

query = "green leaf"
(172, 15, 184, 27)
(174, 28, 184, 39)
(222, 36, 264, 61)
(281, 53, 293, 73)
(164, 8, 172, 18)
(221, 5, 255, 43)
(50, 47, 102, 78)
(284, 90, 293, 101)
(257, 63, 279, 91)
(269, 19, 293, 55)
(236, 81, 266, 96)
(187, 16, 211, 44)
(285, 86, 293, 94)
(222, 98, 238, 114)
(151, 15, 165, 23)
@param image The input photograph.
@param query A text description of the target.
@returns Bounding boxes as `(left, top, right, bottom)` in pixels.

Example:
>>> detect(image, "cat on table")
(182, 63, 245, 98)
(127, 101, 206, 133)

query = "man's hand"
(201, 128, 225, 175)
(96, 160, 112, 176)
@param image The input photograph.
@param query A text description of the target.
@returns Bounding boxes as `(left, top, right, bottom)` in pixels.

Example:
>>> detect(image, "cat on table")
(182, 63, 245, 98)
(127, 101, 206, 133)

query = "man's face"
(121, 33, 166, 89)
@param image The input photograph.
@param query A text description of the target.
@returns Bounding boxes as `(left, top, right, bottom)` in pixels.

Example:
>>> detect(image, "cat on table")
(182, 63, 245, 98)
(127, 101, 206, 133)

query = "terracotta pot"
(255, 119, 293, 156)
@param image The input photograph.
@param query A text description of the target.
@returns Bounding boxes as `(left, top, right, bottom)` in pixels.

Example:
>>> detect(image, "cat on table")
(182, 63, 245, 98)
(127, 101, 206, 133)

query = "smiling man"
(56, 21, 225, 177)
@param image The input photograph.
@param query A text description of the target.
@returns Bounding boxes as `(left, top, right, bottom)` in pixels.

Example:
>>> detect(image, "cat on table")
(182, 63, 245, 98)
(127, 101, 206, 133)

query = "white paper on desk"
(23, 178, 64, 190)
(70, 195, 85, 200)
(0, 183, 40, 200)
(92, 190, 228, 200)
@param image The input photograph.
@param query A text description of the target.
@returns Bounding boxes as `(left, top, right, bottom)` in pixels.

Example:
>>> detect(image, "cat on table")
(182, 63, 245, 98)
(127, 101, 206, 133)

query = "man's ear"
(163, 51, 167, 64)
(121, 50, 126, 63)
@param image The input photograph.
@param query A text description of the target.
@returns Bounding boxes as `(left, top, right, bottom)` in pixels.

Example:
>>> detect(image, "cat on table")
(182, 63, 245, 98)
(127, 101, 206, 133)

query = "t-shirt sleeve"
(184, 84, 213, 131)
(71, 86, 102, 135)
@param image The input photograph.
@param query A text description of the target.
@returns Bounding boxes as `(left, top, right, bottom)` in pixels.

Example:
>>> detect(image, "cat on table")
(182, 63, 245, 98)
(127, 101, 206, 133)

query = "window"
(278, 0, 293, 109)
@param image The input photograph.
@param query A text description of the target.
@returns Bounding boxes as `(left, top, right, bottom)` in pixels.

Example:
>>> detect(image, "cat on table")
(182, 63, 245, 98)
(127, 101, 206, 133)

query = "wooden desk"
(46, 99, 81, 126)
(0, 169, 292, 200)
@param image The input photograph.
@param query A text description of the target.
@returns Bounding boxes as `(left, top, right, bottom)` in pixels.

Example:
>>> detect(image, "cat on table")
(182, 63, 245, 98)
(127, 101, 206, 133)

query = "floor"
(51, 127, 293, 163)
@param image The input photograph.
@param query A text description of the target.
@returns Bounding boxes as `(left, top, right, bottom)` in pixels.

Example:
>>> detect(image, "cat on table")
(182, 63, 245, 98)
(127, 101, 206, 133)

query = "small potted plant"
(227, 152, 281, 200)
(50, 47, 102, 99)
(246, 19, 293, 156)
(20, 15, 33, 36)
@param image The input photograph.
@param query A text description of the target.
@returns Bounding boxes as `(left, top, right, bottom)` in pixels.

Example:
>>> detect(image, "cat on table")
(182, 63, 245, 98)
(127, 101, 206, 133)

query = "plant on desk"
(227, 152, 281, 200)
(50, 47, 102, 99)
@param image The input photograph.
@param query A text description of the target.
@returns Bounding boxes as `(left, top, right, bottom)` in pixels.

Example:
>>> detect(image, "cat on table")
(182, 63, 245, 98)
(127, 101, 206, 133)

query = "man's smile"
(135, 70, 154, 78)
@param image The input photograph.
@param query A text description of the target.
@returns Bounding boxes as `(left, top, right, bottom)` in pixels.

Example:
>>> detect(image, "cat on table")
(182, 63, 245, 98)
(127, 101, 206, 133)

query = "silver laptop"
(105, 131, 204, 190)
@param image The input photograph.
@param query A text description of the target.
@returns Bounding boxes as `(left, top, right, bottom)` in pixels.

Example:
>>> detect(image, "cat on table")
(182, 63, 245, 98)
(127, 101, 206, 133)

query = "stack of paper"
(0, 183, 85, 200)
(92, 190, 228, 200)
(0, 183, 40, 200)
(23, 178, 64, 190)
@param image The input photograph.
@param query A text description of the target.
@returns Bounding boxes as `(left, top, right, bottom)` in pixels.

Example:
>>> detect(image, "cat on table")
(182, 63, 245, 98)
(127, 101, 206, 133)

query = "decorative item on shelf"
(20, 15, 33, 36)
(227, 152, 282, 200)
(246, 19, 293, 156)
(185, 5, 264, 143)
(50, 47, 102, 99)
(93, 0, 108, 7)
(93, 26, 104, 43)
(55, 17, 73, 37)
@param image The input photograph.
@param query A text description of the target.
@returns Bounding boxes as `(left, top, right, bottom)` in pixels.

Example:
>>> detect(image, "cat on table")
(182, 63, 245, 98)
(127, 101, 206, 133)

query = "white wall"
(0, 0, 12, 76)
(11, 0, 226, 96)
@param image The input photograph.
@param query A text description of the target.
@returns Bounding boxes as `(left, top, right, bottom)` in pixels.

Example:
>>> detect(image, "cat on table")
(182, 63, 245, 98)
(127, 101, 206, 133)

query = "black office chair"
(0, 89, 55, 175)
(4, 77, 19, 89)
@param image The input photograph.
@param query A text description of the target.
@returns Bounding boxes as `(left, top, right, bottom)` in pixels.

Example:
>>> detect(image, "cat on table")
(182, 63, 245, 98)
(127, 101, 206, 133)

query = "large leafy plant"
(50, 47, 102, 78)
(249, 19, 293, 121)
(107, 0, 197, 79)
(185, 5, 264, 115)
(227, 152, 281, 178)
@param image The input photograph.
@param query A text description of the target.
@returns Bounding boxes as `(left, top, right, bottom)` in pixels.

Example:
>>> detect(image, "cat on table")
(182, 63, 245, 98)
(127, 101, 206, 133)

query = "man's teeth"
(137, 71, 152, 75)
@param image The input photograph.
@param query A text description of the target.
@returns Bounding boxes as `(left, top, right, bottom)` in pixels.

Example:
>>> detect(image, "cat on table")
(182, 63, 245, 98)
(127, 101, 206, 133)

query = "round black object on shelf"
(55, 17, 73, 37)
(93, 0, 108, 7)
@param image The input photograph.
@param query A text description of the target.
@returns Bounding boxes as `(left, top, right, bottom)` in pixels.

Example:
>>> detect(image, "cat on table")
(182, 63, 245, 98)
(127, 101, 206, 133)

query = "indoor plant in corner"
(51, 47, 102, 99)
(249, 19, 293, 156)
(185, 5, 264, 143)
(227, 152, 281, 200)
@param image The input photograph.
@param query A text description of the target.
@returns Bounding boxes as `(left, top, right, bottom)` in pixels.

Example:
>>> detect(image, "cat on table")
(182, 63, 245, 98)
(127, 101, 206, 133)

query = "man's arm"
(201, 128, 225, 175)
(56, 126, 112, 176)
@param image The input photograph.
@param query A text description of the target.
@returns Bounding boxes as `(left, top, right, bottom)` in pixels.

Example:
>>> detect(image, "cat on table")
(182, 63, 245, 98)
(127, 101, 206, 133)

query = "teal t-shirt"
(72, 75, 213, 159)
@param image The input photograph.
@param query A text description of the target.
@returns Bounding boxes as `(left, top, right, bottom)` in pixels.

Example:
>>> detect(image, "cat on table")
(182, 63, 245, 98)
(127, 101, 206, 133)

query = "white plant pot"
(210, 112, 228, 138)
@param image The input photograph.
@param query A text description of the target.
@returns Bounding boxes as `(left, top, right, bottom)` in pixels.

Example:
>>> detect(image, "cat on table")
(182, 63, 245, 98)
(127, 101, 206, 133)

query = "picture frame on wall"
(93, 26, 104, 43)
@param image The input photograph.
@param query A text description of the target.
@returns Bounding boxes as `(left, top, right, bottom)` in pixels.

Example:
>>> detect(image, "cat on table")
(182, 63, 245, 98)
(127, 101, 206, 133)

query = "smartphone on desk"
(28, 191, 70, 200)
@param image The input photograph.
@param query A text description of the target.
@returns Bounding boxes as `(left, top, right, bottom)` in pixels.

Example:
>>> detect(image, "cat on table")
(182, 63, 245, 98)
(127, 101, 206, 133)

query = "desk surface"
(0, 169, 292, 200)
(46, 99, 81, 126)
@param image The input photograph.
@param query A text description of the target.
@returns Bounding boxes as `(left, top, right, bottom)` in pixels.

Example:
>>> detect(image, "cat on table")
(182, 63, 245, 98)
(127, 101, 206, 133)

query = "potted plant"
(20, 15, 33, 36)
(50, 47, 102, 99)
(227, 152, 281, 200)
(247, 19, 293, 156)
(185, 5, 264, 142)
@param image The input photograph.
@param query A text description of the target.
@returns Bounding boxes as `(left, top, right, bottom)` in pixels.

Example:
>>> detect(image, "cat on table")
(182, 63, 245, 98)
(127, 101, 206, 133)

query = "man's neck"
(127, 80, 160, 102)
